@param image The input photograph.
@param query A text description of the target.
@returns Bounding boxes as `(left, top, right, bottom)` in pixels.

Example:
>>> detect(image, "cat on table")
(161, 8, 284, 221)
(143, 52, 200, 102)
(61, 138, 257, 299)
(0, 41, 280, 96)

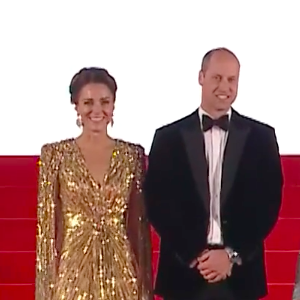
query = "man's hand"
(197, 249, 232, 283)
(189, 249, 209, 268)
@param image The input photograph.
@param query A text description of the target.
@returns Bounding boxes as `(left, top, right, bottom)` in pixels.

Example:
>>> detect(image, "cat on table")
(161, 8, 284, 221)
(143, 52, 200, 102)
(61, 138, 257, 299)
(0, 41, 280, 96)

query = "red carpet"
(0, 156, 299, 300)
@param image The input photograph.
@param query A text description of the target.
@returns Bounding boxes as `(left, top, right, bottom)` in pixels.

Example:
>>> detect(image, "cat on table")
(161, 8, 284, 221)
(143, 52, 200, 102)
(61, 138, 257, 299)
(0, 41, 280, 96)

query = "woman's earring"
(110, 114, 114, 127)
(76, 115, 82, 127)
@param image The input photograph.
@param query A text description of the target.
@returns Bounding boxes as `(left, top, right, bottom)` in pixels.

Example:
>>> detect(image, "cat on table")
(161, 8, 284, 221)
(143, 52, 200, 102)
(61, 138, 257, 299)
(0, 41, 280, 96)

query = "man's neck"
(200, 104, 230, 119)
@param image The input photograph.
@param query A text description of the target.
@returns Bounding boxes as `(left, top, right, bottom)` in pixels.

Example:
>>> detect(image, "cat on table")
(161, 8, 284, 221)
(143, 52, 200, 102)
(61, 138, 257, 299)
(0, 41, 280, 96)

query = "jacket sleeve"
(35, 143, 60, 300)
(231, 128, 283, 262)
(144, 129, 204, 265)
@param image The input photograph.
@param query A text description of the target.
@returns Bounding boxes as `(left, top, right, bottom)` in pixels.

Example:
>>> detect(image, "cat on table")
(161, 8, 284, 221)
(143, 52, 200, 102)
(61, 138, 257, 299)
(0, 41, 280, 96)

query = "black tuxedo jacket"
(144, 109, 283, 299)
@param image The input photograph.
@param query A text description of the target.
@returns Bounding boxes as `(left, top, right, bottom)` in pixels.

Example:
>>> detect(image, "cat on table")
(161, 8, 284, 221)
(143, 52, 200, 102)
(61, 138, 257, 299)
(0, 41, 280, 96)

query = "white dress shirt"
(198, 107, 232, 245)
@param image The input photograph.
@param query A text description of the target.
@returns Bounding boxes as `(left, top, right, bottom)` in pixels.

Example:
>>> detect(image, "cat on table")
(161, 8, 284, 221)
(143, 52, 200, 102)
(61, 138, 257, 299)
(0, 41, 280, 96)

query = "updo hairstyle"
(69, 67, 117, 104)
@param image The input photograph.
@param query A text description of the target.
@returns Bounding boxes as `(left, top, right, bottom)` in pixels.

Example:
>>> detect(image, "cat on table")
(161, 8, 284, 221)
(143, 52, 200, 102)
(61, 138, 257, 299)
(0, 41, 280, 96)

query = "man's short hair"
(201, 47, 240, 72)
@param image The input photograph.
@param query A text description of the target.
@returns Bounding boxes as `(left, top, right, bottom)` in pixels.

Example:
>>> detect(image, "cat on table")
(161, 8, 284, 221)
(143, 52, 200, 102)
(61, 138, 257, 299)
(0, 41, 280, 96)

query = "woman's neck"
(77, 130, 112, 148)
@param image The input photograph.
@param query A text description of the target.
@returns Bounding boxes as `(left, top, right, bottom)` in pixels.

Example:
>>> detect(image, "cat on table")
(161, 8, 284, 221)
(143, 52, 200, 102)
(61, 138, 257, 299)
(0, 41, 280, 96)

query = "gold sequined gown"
(35, 139, 153, 300)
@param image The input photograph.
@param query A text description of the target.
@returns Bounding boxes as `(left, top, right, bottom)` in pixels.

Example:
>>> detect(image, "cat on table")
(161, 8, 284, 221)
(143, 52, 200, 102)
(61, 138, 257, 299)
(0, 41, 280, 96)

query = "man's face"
(199, 51, 240, 114)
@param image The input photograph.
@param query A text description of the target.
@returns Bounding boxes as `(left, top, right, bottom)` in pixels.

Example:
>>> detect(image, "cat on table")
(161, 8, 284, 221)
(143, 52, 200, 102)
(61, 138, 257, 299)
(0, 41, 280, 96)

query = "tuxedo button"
(222, 220, 228, 225)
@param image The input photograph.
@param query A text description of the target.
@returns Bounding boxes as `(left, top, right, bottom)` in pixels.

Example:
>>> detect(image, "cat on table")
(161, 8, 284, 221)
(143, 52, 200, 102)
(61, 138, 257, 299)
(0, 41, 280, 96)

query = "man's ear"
(198, 70, 204, 86)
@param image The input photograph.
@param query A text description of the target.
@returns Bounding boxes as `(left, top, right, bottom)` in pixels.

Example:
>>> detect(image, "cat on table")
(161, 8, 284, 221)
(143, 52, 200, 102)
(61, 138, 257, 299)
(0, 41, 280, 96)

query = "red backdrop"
(0, 156, 299, 300)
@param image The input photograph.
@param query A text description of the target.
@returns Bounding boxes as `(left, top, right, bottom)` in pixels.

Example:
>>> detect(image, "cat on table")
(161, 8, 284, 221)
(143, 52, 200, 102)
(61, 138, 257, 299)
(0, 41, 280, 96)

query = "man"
(144, 48, 283, 300)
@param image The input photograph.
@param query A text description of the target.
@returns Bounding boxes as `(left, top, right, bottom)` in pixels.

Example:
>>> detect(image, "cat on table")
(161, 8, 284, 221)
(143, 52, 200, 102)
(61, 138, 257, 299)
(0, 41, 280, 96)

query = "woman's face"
(76, 83, 115, 134)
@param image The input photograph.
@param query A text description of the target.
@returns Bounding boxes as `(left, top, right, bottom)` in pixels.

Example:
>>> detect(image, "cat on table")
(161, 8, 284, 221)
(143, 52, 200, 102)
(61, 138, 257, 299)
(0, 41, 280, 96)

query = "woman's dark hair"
(69, 67, 118, 104)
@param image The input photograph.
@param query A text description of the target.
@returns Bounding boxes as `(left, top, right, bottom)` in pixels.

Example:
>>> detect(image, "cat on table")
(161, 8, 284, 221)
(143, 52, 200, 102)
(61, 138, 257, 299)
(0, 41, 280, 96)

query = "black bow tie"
(202, 114, 229, 132)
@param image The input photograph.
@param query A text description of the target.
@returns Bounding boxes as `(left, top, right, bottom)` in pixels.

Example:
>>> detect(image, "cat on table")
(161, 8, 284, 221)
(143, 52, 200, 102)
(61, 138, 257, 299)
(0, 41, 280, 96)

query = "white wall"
(0, 1, 299, 154)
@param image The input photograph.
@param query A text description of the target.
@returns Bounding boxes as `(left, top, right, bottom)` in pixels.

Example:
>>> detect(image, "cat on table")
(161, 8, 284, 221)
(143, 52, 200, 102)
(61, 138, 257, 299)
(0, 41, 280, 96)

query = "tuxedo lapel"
(221, 110, 251, 206)
(180, 110, 210, 212)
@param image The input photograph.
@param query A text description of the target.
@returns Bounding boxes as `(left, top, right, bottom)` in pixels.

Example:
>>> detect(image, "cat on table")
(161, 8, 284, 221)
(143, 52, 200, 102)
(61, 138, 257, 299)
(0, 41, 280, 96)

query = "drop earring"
(76, 115, 82, 127)
(110, 117, 114, 127)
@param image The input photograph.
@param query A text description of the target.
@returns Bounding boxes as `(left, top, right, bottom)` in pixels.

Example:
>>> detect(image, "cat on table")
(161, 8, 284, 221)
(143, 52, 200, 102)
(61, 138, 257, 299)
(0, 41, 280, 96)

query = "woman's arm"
(126, 145, 153, 300)
(35, 143, 60, 300)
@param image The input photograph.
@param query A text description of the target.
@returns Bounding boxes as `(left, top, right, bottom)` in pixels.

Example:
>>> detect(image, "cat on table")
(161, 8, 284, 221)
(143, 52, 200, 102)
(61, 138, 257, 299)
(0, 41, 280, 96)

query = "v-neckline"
(73, 138, 118, 188)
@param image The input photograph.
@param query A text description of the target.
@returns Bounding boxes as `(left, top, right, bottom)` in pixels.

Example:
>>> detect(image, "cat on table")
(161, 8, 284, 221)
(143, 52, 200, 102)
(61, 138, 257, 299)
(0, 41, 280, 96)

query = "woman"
(294, 252, 300, 300)
(35, 67, 153, 300)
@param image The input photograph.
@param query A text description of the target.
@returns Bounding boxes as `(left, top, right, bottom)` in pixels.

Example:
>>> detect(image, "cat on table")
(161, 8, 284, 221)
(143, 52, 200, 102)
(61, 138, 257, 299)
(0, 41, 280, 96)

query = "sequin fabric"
(35, 139, 153, 300)
(293, 251, 300, 300)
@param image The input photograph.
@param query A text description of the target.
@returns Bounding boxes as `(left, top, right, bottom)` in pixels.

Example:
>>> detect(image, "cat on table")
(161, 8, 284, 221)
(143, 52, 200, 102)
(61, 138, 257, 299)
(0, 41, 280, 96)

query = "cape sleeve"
(126, 145, 153, 300)
(35, 143, 60, 300)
